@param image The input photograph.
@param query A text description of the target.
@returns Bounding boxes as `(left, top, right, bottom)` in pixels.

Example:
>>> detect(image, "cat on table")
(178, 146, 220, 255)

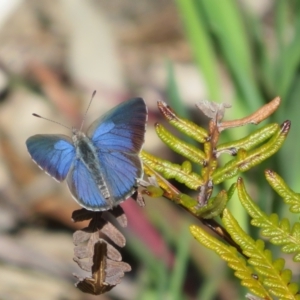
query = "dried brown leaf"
(219, 97, 281, 131)
(73, 230, 91, 245)
(74, 240, 115, 295)
(72, 208, 100, 222)
(100, 221, 126, 247)
(132, 190, 146, 207)
(73, 206, 131, 296)
(102, 206, 127, 227)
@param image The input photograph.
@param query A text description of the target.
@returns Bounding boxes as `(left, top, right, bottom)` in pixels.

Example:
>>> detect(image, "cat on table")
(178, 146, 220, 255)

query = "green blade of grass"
(199, 0, 264, 109)
(200, 0, 253, 76)
(168, 225, 191, 300)
(244, 10, 276, 96)
(175, 0, 222, 102)
(275, 0, 289, 54)
(275, 13, 300, 99)
(166, 60, 188, 119)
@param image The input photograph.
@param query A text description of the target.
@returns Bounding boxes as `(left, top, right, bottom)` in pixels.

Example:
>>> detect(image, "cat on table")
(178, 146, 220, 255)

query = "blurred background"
(1, 0, 300, 299)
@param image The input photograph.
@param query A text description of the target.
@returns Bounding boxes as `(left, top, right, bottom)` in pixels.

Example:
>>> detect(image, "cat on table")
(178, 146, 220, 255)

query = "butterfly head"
(72, 127, 86, 145)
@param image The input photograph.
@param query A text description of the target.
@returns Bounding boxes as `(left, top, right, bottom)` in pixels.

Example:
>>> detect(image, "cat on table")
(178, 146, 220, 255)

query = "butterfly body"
(72, 130, 112, 203)
(26, 98, 147, 211)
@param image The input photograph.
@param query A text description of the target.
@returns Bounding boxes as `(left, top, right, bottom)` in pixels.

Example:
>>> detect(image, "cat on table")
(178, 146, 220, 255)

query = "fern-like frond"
(141, 100, 289, 216)
(142, 161, 229, 218)
(141, 150, 203, 189)
(156, 100, 209, 143)
(155, 123, 206, 164)
(222, 208, 300, 300)
(142, 162, 199, 208)
(190, 225, 272, 299)
(265, 169, 300, 213)
(217, 123, 280, 153)
(192, 189, 229, 219)
(236, 177, 300, 262)
(213, 121, 291, 184)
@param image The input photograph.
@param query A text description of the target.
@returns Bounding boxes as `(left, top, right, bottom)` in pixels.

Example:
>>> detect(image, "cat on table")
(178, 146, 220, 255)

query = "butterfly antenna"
(32, 113, 71, 130)
(80, 90, 96, 131)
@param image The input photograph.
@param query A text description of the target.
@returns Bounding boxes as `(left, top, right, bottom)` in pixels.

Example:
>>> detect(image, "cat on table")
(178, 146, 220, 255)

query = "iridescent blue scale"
(26, 98, 147, 211)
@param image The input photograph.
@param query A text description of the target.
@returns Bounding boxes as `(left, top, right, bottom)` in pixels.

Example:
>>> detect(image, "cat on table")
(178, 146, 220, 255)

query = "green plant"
(140, 96, 300, 299)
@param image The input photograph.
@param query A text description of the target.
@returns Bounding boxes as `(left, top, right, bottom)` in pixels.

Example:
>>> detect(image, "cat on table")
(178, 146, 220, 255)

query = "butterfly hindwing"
(97, 150, 142, 202)
(26, 134, 75, 181)
(66, 158, 110, 210)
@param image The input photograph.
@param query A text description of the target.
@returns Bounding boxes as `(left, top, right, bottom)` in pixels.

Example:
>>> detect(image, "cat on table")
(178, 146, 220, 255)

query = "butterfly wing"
(66, 158, 111, 210)
(97, 150, 143, 203)
(87, 98, 147, 203)
(26, 134, 75, 181)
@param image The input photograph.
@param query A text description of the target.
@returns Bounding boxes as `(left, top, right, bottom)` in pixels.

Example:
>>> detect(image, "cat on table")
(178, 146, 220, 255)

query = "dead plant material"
(72, 207, 131, 295)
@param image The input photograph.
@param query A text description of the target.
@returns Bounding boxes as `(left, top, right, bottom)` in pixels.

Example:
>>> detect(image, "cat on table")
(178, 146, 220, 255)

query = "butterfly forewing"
(87, 98, 147, 153)
(26, 134, 75, 181)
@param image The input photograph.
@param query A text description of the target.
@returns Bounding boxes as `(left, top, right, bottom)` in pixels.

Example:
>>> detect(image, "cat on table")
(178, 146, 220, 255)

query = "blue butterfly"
(26, 97, 147, 211)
